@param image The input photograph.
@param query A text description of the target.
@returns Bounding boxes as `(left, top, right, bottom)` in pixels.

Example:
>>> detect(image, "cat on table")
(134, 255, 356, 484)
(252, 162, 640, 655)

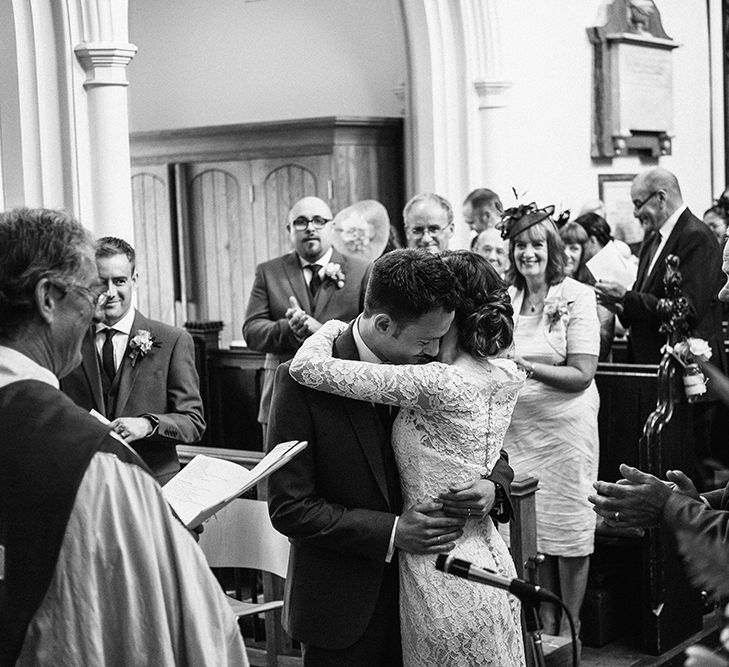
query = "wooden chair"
(198, 498, 301, 667)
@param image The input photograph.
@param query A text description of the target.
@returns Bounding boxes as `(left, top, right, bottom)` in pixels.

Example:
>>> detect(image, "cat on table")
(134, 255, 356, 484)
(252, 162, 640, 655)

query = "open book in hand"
(162, 440, 307, 529)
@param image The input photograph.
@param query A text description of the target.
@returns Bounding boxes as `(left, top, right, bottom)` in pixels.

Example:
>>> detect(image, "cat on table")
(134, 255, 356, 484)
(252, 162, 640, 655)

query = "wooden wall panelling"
(130, 165, 176, 325)
(185, 162, 253, 347)
(249, 155, 332, 265)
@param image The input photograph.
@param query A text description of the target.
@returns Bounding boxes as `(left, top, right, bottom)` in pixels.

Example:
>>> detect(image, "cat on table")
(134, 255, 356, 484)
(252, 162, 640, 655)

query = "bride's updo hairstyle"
(441, 250, 514, 358)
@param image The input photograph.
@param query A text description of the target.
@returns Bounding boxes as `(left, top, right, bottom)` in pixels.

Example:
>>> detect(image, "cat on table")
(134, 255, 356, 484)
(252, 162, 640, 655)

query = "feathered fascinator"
(498, 201, 556, 240)
(554, 208, 571, 230)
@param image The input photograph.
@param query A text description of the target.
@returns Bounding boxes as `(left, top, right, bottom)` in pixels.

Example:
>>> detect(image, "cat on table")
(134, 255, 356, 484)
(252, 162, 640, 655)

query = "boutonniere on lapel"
(543, 297, 573, 332)
(323, 262, 345, 289)
(128, 329, 160, 366)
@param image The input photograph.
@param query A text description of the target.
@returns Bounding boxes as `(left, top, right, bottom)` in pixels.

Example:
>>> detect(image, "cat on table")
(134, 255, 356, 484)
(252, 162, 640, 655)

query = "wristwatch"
(489, 481, 508, 523)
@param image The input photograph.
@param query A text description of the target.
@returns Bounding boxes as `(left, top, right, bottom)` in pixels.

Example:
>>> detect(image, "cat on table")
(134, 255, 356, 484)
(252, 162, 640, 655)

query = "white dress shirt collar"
(96, 306, 135, 336)
(297, 247, 334, 272)
(647, 204, 687, 277)
(352, 315, 384, 364)
(0, 345, 59, 389)
(657, 204, 686, 241)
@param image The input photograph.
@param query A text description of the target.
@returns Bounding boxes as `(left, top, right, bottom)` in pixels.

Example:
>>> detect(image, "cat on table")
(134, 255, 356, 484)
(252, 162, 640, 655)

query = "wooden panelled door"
(183, 156, 331, 347)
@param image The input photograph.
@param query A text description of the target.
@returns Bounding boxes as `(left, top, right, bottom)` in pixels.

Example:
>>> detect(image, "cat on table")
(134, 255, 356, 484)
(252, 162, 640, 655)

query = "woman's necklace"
(524, 287, 547, 314)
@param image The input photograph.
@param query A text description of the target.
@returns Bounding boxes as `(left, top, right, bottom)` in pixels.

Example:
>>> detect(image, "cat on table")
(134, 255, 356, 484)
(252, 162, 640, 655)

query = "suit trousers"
(301, 560, 402, 667)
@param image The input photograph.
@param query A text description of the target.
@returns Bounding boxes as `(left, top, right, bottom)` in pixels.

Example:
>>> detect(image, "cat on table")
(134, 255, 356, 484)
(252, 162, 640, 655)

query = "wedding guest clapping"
(501, 202, 601, 638)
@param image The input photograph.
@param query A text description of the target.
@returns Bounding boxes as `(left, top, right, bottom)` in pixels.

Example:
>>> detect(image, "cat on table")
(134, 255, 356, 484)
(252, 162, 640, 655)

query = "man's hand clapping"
(285, 296, 322, 340)
(394, 502, 465, 554)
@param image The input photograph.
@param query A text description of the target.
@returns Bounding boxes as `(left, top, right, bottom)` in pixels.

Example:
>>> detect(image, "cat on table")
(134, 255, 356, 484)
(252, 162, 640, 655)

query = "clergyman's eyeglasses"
(290, 216, 330, 231)
(53, 281, 108, 307)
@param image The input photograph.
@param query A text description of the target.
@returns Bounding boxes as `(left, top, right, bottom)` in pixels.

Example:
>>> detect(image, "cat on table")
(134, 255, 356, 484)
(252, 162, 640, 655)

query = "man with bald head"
(403, 193, 454, 254)
(243, 196, 371, 442)
(595, 167, 724, 365)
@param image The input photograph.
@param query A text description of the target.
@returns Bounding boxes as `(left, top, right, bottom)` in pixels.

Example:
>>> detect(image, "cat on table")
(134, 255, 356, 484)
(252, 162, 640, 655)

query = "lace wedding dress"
(290, 321, 526, 667)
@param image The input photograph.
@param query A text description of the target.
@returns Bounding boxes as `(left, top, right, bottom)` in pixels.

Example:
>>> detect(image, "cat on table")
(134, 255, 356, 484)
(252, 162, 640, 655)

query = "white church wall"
(496, 0, 717, 218)
(127, 0, 407, 132)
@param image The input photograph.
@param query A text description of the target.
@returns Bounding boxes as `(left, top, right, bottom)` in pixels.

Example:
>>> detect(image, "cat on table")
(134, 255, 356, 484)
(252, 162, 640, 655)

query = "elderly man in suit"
(243, 196, 370, 443)
(589, 234, 729, 536)
(595, 167, 725, 366)
(267, 249, 515, 666)
(61, 237, 205, 485)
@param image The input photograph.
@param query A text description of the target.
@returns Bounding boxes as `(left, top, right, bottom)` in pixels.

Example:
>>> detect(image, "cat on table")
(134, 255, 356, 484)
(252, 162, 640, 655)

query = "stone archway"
(399, 0, 512, 247)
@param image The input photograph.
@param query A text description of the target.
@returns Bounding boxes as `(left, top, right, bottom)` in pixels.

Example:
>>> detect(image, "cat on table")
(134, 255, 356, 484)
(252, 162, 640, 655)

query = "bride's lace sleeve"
(289, 320, 465, 411)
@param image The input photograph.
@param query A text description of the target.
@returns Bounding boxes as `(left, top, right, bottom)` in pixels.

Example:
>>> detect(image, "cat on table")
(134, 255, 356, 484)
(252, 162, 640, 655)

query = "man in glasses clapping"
(243, 196, 371, 447)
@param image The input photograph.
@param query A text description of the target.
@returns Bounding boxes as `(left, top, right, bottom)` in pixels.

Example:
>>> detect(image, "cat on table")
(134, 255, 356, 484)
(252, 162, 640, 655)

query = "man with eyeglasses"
(243, 196, 371, 445)
(595, 167, 725, 367)
(62, 236, 205, 484)
(0, 209, 246, 665)
(403, 193, 455, 254)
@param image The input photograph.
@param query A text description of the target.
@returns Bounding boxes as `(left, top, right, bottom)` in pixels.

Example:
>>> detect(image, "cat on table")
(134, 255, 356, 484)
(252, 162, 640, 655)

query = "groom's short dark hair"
(363, 249, 458, 325)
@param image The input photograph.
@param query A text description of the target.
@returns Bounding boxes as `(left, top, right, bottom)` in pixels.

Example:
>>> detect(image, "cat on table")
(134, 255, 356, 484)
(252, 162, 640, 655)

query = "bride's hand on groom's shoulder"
(394, 502, 466, 555)
(438, 478, 494, 519)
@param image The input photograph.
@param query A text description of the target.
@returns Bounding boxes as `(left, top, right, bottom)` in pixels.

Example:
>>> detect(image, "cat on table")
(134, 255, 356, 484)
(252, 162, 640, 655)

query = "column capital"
(474, 80, 513, 109)
(74, 42, 137, 88)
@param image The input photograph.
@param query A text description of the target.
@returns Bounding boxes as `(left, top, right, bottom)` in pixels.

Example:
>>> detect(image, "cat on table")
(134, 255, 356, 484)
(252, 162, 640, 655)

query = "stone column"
(74, 41, 137, 240)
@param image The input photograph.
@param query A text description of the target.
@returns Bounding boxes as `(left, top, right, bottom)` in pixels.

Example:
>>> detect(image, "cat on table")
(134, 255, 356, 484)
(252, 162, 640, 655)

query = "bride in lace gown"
(289, 251, 526, 667)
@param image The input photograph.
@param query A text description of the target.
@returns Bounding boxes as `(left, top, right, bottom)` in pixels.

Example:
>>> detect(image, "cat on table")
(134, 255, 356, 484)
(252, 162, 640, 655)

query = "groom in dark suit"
(61, 237, 205, 484)
(595, 167, 725, 366)
(243, 196, 371, 443)
(267, 249, 515, 666)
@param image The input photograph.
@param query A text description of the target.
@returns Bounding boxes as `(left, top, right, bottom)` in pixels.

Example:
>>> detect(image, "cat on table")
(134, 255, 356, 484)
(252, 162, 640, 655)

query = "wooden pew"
(588, 357, 705, 656)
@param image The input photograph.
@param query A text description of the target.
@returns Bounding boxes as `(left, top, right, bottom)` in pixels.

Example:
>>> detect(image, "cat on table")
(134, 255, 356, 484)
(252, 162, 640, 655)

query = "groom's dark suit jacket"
(61, 310, 205, 482)
(267, 323, 514, 651)
(621, 208, 725, 366)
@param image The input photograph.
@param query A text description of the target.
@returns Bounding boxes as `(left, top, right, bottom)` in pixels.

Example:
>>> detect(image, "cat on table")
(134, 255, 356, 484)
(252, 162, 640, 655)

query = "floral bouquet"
(543, 297, 572, 332)
(324, 262, 345, 289)
(664, 337, 711, 401)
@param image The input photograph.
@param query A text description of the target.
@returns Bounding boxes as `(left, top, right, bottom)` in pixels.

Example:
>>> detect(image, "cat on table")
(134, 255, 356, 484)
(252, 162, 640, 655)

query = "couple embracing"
(267, 248, 525, 666)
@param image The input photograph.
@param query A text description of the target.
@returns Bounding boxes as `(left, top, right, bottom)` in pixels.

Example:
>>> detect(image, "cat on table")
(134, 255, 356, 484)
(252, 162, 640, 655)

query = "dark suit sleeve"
(145, 329, 205, 444)
(267, 365, 396, 561)
(622, 225, 717, 331)
(486, 449, 514, 522)
(662, 491, 729, 546)
(242, 264, 300, 354)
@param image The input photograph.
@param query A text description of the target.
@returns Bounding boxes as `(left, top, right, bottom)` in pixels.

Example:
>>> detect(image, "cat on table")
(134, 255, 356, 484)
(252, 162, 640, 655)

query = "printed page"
(586, 240, 637, 289)
(163, 440, 307, 528)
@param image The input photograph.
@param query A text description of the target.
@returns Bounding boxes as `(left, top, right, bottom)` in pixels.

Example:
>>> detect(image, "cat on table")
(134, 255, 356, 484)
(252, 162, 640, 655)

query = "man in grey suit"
(61, 237, 205, 484)
(243, 196, 370, 443)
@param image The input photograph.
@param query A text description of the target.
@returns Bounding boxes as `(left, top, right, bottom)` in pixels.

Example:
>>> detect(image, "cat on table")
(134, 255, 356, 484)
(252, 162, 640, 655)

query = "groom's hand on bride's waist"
(394, 502, 466, 554)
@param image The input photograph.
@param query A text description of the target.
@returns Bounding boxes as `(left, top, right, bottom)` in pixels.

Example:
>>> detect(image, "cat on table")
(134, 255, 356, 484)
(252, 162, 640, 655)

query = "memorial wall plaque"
(588, 0, 678, 159)
(616, 43, 673, 134)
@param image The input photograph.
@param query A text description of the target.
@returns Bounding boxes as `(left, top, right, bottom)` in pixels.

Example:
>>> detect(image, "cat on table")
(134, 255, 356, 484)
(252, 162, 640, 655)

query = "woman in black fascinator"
(499, 202, 601, 641)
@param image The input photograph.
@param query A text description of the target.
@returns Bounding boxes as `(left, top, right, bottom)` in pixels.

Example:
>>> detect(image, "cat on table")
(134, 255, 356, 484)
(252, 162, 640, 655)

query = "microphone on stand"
(435, 554, 560, 604)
